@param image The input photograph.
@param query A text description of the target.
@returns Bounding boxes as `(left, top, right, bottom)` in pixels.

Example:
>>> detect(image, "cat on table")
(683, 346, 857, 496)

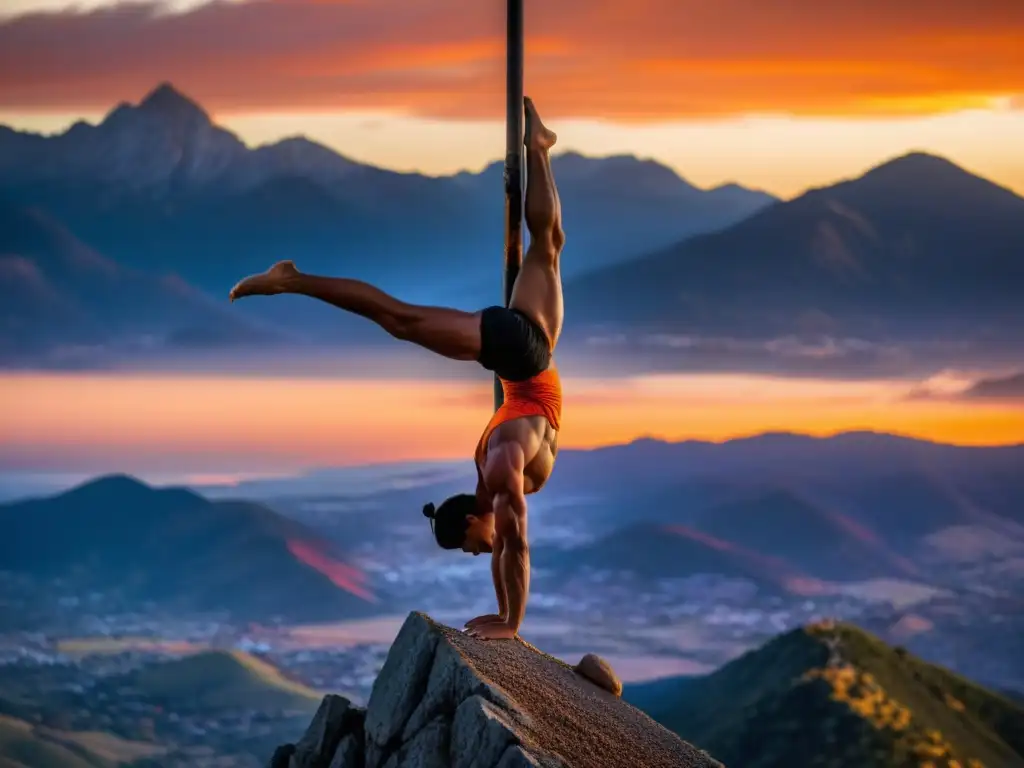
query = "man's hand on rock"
(464, 614, 507, 630)
(465, 620, 517, 641)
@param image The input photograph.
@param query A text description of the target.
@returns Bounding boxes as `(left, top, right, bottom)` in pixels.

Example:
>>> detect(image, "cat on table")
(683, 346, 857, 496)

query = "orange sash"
(475, 365, 563, 470)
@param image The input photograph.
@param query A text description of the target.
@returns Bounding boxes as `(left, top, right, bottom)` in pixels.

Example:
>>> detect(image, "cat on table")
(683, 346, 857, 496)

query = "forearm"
(490, 540, 508, 617)
(495, 492, 530, 633)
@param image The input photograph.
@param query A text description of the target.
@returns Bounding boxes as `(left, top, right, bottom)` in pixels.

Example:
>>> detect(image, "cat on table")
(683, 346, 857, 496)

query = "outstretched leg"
(510, 97, 565, 348)
(229, 261, 482, 361)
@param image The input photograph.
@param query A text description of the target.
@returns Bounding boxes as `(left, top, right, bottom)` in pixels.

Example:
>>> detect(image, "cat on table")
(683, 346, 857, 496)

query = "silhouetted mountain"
(532, 433, 1024, 585)
(0, 83, 773, 300)
(0, 475, 384, 622)
(223, 433, 1024, 575)
(566, 152, 1024, 369)
(691, 490, 920, 581)
(0, 201, 279, 367)
(626, 621, 1024, 768)
(541, 520, 814, 594)
(540, 497, 916, 591)
(547, 432, 1024, 503)
(5, 84, 1021, 377)
(823, 470, 1011, 546)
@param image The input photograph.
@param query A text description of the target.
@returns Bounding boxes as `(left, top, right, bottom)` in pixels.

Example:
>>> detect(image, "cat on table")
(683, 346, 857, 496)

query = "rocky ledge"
(268, 612, 723, 768)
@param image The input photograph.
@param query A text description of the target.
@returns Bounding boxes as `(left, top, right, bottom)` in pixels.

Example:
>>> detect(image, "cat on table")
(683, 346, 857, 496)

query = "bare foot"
(229, 260, 299, 302)
(465, 620, 517, 641)
(524, 97, 557, 151)
(465, 614, 507, 630)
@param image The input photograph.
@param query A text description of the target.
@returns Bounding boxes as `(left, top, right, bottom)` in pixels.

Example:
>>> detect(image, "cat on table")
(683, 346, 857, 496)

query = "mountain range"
(509, 432, 1024, 594)
(0, 475, 385, 623)
(566, 151, 1024, 376)
(625, 620, 1024, 768)
(3, 82, 1022, 377)
(546, 489, 922, 595)
(9, 432, 1022, 619)
(194, 431, 1024, 602)
(0, 82, 774, 368)
(0, 202, 282, 368)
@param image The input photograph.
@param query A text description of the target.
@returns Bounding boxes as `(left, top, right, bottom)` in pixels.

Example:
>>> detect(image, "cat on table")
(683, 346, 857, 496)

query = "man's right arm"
(491, 537, 508, 619)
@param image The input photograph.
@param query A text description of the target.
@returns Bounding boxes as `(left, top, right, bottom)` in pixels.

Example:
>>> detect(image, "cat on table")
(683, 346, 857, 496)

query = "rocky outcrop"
(270, 612, 724, 768)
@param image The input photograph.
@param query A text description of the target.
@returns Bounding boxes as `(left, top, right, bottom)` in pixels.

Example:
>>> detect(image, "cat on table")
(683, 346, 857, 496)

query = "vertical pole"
(496, 0, 524, 411)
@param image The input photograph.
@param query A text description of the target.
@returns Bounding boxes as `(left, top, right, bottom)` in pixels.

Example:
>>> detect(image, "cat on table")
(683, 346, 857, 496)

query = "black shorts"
(477, 306, 552, 382)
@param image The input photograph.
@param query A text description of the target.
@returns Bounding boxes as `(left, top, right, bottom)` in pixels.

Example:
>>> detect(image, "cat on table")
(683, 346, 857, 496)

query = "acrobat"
(230, 97, 565, 641)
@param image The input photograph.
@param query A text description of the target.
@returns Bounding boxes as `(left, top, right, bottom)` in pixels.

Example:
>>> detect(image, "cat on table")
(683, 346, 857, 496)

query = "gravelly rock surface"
(269, 612, 724, 768)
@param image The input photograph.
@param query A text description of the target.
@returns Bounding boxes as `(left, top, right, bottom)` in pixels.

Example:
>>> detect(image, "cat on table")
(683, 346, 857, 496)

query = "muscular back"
(481, 415, 558, 495)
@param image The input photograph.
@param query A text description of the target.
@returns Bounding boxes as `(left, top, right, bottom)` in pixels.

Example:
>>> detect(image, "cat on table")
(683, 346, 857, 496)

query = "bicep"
(485, 442, 528, 541)
(483, 441, 526, 496)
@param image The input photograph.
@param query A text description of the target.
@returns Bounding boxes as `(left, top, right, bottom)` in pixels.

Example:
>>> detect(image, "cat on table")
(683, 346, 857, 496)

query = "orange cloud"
(0, 0, 1021, 120)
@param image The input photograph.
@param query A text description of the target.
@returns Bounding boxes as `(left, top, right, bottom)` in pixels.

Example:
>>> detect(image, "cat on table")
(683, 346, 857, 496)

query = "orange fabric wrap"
(475, 365, 563, 468)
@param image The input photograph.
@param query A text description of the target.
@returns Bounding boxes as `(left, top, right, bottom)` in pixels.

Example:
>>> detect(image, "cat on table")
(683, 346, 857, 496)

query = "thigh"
(404, 305, 483, 361)
(509, 247, 564, 348)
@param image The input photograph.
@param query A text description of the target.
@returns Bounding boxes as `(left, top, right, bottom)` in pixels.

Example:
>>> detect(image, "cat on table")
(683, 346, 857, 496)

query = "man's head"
(423, 494, 494, 555)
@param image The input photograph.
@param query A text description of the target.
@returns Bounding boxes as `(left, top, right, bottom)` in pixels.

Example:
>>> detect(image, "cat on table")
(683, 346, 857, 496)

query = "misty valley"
(2, 433, 1023, 767)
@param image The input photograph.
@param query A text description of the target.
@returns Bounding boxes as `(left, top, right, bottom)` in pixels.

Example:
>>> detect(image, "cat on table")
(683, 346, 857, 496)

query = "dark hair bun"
(422, 502, 436, 519)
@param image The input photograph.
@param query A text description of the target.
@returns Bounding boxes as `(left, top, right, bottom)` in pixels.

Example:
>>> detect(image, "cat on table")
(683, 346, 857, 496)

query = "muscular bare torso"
(478, 415, 559, 494)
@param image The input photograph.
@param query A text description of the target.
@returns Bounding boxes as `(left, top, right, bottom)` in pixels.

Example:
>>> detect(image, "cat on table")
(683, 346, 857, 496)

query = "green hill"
(625, 621, 1024, 768)
(0, 714, 168, 768)
(0, 715, 112, 768)
(114, 650, 322, 714)
(0, 475, 384, 624)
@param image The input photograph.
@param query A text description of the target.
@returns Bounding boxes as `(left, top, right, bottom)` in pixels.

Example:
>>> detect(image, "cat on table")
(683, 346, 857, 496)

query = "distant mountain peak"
(885, 150, 957, 167)
(832, 150, 1022, 207)
(862, 151, 971, 181)
(552, 150, 697, 191)
(137, 82, 210, 124)
(60, 473, 153, 500)
(254, 134, 361, 170)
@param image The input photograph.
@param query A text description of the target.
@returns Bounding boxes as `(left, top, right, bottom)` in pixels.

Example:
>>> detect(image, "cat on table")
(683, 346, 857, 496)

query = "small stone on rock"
(573, 653, 622, 697)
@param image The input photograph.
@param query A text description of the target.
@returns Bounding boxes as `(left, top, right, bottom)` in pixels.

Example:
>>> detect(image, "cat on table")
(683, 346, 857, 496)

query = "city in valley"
(2, 439, 1022, 767)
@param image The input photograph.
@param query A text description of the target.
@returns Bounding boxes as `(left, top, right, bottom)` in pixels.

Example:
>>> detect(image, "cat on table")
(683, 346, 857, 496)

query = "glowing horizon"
(1, 372, 1020, 477)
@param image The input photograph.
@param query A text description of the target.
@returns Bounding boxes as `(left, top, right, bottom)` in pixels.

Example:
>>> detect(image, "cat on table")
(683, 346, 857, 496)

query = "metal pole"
(495, 0, 524, 411)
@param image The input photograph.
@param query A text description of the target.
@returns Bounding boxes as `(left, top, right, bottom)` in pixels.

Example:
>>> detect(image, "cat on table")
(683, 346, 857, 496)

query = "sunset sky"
(0, 0, 1022, 197)
(2, 370, 1021, 479)
(1, 0, 1022, 477)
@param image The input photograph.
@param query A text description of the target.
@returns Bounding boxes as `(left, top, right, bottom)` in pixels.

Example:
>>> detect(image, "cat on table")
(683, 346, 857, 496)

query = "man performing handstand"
(229, 98, 564, 641)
